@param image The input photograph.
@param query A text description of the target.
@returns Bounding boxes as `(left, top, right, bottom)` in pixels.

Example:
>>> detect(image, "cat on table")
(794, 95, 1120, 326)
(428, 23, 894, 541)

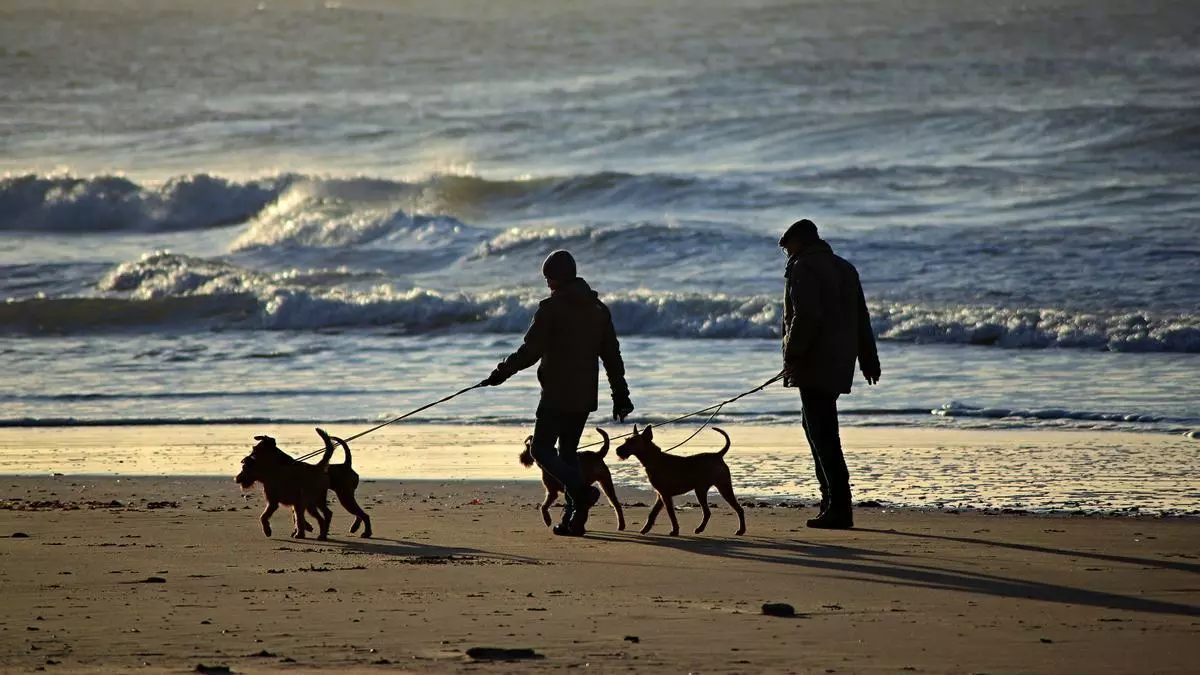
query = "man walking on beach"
(779, 219, 880, 529)
(482, 250, 634, 536)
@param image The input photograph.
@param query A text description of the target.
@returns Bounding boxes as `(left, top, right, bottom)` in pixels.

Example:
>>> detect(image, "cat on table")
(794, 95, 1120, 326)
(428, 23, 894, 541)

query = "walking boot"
(555, 485, 600, 537)
(816, 488, 830, 518)
(807, 490, 853, 529)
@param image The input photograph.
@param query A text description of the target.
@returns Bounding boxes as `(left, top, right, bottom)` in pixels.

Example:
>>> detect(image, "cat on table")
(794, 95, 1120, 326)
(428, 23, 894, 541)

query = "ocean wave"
(0, 173, 290, 233)
(5, 255, 1198, 352)
(0, 169, 760, 237)
(931, 401, 1199, 428)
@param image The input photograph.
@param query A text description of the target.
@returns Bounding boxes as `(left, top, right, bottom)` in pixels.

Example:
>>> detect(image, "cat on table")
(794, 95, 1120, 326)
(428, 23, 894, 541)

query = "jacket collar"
(785, 239, 833, 276)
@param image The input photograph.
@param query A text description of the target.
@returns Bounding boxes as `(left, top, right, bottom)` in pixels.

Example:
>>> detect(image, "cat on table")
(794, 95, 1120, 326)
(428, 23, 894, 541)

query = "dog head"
(615, 424, 659, 460)
(234, 454, 262, 488)
(234, 435, 286, 487)
(518, 435, 536, 468)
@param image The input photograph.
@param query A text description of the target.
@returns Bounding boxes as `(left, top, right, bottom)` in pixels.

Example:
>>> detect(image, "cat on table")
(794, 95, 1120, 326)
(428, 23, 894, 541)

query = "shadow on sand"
(587, 528, 1200, 617)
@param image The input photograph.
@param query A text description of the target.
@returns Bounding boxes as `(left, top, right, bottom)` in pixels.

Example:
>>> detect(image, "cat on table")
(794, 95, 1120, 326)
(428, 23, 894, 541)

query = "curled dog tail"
(519, 435, 536, 467)
(594, 427, 610, 458)
(711, 427, 731, 457)
(330, 435, 353, 467)
(314, 427, 336, 469)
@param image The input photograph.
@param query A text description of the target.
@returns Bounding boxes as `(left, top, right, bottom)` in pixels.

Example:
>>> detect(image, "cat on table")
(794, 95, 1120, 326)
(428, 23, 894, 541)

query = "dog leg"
(663, 495, 680, 536)
(260, 501, 279, 537)
(693, 487, 712, 534)
(716, 479, 746, 535)
(598, 472, 625, 531)
(309, 503, 332, 540)
(335, 489, 372, 538)
(293, 506, 310, 539)
(640, 497, 664, 535)
(540, 482, 559, 528)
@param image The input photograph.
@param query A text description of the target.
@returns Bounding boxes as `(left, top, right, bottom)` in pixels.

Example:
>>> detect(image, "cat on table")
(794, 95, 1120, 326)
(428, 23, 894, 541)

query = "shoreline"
(2, 424, 1197, 517)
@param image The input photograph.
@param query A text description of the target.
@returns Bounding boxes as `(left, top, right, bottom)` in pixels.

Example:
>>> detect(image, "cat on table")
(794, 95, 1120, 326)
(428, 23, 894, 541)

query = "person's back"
(783, 239, 877, 395)
(531, 276, 621, 413)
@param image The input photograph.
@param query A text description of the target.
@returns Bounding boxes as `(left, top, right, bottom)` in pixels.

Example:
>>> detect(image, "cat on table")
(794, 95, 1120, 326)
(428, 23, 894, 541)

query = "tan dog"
(234, 429, 334, 539)
(615, 425, 746, 536)
(314, 429, 373, 538)
(520, 428, 626, 531)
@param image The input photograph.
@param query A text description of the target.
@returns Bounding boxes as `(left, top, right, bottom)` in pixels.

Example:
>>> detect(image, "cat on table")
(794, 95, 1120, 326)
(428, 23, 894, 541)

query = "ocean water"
(1, 0, 1197, 450)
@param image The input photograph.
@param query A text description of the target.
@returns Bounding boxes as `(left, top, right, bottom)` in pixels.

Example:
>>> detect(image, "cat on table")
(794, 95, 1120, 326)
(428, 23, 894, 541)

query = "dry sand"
(2, 464, 1198, 673)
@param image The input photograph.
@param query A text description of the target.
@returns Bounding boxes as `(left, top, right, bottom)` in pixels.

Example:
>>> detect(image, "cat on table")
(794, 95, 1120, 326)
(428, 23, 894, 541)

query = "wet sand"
(2, 472, 1198, 674)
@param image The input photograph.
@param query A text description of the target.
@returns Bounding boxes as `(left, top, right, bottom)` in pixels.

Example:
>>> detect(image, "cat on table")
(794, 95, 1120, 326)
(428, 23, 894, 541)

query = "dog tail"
(314, 427, 336, 469)
(594, 427, 610, 458)
(330, 435, 353, 467)
(519, 435, 535, 467)
(711, 427, 731, 456)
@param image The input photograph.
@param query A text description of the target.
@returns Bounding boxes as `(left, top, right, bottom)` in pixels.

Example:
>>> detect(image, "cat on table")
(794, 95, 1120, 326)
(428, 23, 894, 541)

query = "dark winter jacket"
(494, 277, 629, 412)
(782, 239, 880, 394)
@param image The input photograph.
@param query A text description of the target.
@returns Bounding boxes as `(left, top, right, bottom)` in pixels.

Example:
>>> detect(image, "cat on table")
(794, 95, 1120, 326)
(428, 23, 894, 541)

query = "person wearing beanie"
(482, 249, 635, 536)
(779, 219, 880, 530)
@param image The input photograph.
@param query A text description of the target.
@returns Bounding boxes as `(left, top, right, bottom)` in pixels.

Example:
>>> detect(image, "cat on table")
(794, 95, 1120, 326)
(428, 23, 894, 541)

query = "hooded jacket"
(782, 239, 880, 394)
(494, 277, 629, 412)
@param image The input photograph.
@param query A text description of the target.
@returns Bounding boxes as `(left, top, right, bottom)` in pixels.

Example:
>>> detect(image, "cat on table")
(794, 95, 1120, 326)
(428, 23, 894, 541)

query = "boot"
(816, 487, 830, 518)
(555, 485, 600, 537)
(807, 489, 852, 529)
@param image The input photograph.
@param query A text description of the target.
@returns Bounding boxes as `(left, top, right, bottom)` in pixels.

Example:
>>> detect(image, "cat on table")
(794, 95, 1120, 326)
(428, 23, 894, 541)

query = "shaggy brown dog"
(234, 430, 334, 539)
(520, 428, 626, 531)
(314, 428, 373, 538)
(615, 425, 746, 536)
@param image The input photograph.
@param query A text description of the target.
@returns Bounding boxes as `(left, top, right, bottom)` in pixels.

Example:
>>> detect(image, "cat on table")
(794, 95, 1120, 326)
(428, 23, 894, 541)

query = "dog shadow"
(587, 529, 1200, 618)
(284, 535, 543, 566)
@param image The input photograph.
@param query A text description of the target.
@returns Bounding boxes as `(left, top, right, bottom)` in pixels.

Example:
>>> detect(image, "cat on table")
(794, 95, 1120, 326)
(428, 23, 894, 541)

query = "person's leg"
(799, 388, 852, 528)
(530, 407, 585, 501)
(800, 394, 830, 514)
(555, 412, 598, 533)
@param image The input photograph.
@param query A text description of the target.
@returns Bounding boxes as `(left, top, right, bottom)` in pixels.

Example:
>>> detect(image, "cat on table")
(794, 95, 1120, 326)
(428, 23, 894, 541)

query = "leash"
(576, 369, 786, 451)
(294, 382, 485, 462)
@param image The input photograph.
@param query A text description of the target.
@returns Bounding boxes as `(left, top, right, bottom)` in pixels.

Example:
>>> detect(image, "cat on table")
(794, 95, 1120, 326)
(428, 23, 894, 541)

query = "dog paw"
(669, 529, 680, 536)
(693, 527, 705, 534)
(617, 523, 626, 531)
(639, 526, 652, 535)
(316, 534, 328, 541)
(735, 528, 746, 536)
(262, 526, 272, 537)
(359, 532, 372, 539)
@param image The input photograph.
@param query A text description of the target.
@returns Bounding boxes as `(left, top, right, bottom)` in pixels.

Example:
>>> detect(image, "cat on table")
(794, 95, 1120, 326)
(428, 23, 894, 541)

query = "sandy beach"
(1, 426, 1198, 674)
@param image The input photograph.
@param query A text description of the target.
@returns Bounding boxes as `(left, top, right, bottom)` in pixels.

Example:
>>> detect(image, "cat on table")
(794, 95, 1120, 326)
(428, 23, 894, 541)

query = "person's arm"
(599, 304, 633, 420)
(490, 301, 551, 383)
(856, 281, 881, 384)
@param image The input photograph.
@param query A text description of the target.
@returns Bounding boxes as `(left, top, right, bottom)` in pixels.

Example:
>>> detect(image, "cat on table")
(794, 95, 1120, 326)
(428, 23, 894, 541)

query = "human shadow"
(854, 527, 1200, 575)
(587, 531, 1200, 617)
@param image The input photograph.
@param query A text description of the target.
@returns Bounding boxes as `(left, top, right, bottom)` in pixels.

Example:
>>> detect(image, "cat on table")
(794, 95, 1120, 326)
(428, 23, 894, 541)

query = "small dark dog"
(520, 428, 625, 531)
(615, 425, 746, 536)
(314, 428, 373, 538)
(235, 429, 334, 539)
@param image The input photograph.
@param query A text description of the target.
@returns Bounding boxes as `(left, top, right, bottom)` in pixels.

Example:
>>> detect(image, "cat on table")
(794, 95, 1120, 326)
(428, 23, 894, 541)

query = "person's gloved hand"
(612, 394, 634, 422)
(862, 364, 881, 386)
(781, 363, 797, 388)
(481, 368, 507, 387)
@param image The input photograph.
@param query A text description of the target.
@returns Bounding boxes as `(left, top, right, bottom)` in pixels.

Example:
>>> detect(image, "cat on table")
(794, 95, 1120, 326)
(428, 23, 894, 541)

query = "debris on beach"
(761, 602, 796, 617)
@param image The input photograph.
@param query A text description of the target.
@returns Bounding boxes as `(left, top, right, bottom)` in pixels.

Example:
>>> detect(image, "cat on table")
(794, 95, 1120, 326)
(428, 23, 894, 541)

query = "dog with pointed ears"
(615, 425, 746, 536)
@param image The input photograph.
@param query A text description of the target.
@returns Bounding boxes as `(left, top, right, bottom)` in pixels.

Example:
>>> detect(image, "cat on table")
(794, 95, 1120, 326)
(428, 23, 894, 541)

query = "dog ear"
(633, 424, 640, 436)
(643, 425, 654, 441)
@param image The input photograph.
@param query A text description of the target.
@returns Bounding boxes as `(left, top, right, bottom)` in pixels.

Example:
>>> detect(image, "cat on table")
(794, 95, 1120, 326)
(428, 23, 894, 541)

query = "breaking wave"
(1, 251, 1196, 352)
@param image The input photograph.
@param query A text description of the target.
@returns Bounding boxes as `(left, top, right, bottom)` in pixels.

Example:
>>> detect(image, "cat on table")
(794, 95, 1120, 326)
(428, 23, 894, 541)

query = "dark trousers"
(799, 388, 851, 505)
(530, 406, 590, 506)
